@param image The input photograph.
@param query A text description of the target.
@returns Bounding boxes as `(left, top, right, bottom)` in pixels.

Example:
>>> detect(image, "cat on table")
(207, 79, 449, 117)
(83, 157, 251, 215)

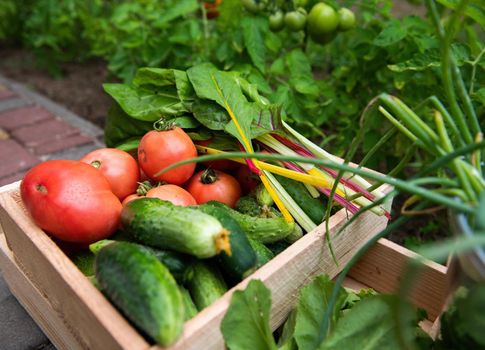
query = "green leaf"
(241, 17, 267, 73)
(187, 64, 265, 148)
(155, 0, 199, 26)
(221, 280, 277, 350)
(319, 295, 416, 350)
(132, 67, 195, 103)
(388, 52, 440, 72)
(436, 0, 485, 28)
(286, 49, 319, 96)
(103, 83, 189, 121)
(192, 100, 230, 130)
(373, 20, 408, 47)
(277, 309, 298, 349)
(473, 88, 485, 107)
(294, 275, 349, 350)
(103, 104, 153, 148)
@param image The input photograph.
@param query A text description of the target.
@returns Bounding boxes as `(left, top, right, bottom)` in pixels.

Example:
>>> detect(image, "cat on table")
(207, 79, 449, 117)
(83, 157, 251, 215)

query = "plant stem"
(425, 0, 474, 145)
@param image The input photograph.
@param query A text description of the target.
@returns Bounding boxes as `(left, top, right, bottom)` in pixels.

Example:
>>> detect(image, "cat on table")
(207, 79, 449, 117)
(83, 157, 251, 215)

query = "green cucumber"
(91, 239, 194, 284)
(235, 195, 262, 216)
(198, 203, 257, 282)
(179, 286, 198, 320)
(95, 241, 184, 346)
(186, 261, 228, 311)
(71, 250, 95, 276)
(274, 174, 326, 224)
(266, 240, 291, 256)
(121, 198, 231, 258)
(248, 238, 275, 267)
(205, 201, 295, 244)
(285, 223, 304, 244)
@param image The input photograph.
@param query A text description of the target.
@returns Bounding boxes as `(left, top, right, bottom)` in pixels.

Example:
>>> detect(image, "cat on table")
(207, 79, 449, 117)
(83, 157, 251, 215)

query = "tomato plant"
(146, 184, 197, 206)
(80, 148, 140, 201)
(269, 11, 284, 32)
(284, 9, 307, 32)
(20, 160, 122, 244)
(186, 169, 242, 208)
(337, 8, 356, 31)
(307, 2, 339, 36)
(138, 127, 197, 185)
(241, 0, 265, 13)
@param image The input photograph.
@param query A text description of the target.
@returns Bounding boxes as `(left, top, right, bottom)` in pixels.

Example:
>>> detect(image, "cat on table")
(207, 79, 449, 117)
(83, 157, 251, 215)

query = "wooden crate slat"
(348, 238, 449, 321)
(0, 190, 150, 350)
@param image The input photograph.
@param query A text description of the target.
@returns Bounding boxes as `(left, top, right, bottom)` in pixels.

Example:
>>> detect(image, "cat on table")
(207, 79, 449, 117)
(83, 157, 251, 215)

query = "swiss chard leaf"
(221, 280, 277, 350)
(104, 104, 153, 147)
(294, 275, 349, 350)
(187, 64, 276, 148)
(132, 67, 195, 103)
(192, 99, 230, 130)
(103, 83, 189, 121)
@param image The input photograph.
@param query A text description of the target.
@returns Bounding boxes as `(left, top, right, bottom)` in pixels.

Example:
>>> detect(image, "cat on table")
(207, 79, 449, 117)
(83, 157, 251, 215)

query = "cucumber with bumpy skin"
(248, 238, 275, 267)
(186, 261, 228, 311)
(198, 203, 257, 282)
(206, 201, 295, 243)
(90, 239, 194, 284)
(121, 198, 230, 259)
(179, 286, 198, 320)
(95, 241, 184, 346)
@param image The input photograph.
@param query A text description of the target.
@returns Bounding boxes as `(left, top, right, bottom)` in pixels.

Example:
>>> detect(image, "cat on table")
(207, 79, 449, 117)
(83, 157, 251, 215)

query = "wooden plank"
(348, 238, 448, 321)
(161, 202, 390, 350)
(0, 190, 150, 350)
(0, 182, 392, 350)
(0, 232, 84, 350)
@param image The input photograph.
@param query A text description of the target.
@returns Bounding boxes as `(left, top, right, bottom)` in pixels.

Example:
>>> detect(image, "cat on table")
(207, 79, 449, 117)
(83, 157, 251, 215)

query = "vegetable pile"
(19, 61, 391, 346)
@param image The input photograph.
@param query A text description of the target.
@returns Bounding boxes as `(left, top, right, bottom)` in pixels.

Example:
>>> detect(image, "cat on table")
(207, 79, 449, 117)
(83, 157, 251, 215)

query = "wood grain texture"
(0, 183, 400, 350)
(348, 238, 449, 321)
(0, 232, 84, 350)
(0, 189, 149, 350)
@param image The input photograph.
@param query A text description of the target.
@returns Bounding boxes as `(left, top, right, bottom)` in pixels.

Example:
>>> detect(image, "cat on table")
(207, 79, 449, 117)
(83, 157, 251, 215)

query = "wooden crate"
(0, 181, 406, 349)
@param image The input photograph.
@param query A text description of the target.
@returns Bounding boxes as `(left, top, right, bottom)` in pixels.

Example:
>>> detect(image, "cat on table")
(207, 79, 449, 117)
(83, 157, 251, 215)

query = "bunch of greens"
(220, 276, 431, 350)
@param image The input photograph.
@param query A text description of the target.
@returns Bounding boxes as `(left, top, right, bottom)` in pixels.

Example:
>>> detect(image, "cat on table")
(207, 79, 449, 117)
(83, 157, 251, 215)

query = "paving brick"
(11, 118, 80, 148)
(0, 85, 16, 101)
(0, 139, 40, 178)
(34, 133, 94, 156)
(0, 106, 54, 131)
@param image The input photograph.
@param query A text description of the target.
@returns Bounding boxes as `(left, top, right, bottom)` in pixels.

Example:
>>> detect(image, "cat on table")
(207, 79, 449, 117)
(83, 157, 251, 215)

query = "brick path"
(0, 75, 106, 350)
(0, 75, 104, 186)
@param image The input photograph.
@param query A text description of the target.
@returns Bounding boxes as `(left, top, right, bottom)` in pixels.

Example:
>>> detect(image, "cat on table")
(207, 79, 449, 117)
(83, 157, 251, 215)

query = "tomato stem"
(153, 119, 176, 131)
(35, 184, 47, 194)
(200, 168, 218, 184)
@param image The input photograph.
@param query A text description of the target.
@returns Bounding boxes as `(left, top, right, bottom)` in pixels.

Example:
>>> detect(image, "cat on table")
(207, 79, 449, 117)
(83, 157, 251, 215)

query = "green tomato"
(269, 11, 285, 32)
(284, 8, 307, 32)
(241, 0, 265, 13)
(307, 2, 339, 36)
(309, 30, 337, 45)
(338, 8, 356, 31)
(293, 0, 308, 7)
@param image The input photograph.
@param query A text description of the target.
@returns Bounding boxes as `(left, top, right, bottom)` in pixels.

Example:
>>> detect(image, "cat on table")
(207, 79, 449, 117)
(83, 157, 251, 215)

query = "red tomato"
(235, 165, 261, 194)
(186, 169, 242, 208)
(146, 184, 197, 206)
(80, 148, 140, 201)
(195, 139, 239, 172)
(121, 193, 142, 206)
(20, 160, 122, 244)
(138, 128, 197, 185)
